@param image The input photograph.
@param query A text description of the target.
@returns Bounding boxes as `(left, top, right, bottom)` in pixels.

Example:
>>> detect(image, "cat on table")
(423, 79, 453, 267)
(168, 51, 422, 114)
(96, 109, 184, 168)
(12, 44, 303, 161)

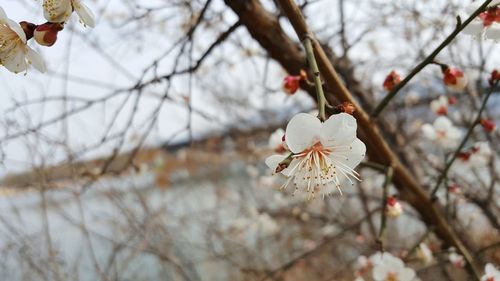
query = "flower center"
(385, 272, 399, 281)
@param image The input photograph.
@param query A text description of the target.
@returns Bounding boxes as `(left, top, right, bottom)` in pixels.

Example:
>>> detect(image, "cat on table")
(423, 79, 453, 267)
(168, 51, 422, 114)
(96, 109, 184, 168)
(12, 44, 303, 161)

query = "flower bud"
(448, 96, 457, 105)
(19, 21, 36, 40)
(282, 75, 302, 95)
(448, 183, 461, 194)
(489, 69, 500, 86)
(479, 7, 499, 27)
(480, 119, 496, 133)
(443, 67, 468, 91)
(337, 102, 356, 115)
(385, 196, 403, 218)
(449, 252, 465, 268)
(34, 22, 64, 47)
(383, 70, 401, 92)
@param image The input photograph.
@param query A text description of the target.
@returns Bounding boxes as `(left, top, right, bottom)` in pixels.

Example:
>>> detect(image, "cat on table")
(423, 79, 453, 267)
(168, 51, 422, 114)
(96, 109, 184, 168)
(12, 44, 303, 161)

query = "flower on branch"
(416, 243, 434, 265)
(430, 96, 449, 116)
(489, 69, 500, 85)
(265, 113, 366, 199)
(442, 67, 468, 92)
(385, 196, 403, 218)
(268, 128, 289, 154)
(0, 7, 46, 73)
(480, 118, 497, 133)
(43, 0, 95, 28)
(34, 22, 64, 46)
(383, 70, 401, 92)
(457, 141, 492, 167)
(463, 1, 500, 40)
(448, 250, 465, 268)
(282, 70, 307, 95)
(421, 116, 462, 149)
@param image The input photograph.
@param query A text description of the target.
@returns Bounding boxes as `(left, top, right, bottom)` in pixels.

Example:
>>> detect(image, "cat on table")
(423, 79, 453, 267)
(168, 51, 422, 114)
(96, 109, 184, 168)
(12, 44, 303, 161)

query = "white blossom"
(430, 96, 449, 115)
(421, 116, 462, 149)
(43, 0, 95, 28)
(0, 7, 46, 73)
(448, 252, 465, 268)
(265, 113, 366, 198)
(416, 243, 433, 265)
(462, 1, 500, 41)
(370, 252, 416, 281)
(481, 263, 500, 281)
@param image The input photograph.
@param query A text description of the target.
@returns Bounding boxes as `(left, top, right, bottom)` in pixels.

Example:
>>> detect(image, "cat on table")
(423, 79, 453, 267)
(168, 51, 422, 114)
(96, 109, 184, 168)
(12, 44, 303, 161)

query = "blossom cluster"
(0, 1, 95, 74)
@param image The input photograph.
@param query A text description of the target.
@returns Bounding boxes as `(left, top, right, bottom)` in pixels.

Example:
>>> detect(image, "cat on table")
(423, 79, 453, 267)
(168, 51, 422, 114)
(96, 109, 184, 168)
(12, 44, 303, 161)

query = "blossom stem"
(430, 80, 498, 200)
(303, 36, 326, 121)
(371, 0, 494, 118)
(377, 166, 393, 251)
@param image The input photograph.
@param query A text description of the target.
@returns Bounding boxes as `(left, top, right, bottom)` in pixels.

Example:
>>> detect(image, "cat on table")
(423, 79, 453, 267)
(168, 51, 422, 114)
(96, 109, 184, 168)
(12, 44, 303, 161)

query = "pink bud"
(282, 75, 302, 95)
(448, 184, 461, 194)
(34, 23, 64, 47)
(443, 67, 467, 91)
(480, 119, 496, 133)
(479, 7, 499, 27)
(383, 70, 401, 92)
(448, 96, 457, 105)
(489, 69, 500, 86)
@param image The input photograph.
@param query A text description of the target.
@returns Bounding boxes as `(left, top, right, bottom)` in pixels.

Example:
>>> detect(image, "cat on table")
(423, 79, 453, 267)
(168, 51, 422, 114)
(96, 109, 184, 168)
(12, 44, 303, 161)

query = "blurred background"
(0, 0, 499, 280)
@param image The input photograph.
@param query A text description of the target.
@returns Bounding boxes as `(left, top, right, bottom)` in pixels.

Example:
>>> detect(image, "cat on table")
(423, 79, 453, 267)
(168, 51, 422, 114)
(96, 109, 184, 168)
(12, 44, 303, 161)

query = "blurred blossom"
(448, 251, 465, 268)
(421, 116, 462, 149)
(416, 243, 433, 265)
(265, 113, 366, 198)
(370, 252, 416, 281)
(268, 128, 289, 153)
(442, 67, 468, 92)
(0, 7, 46, 73)
(385, 196, 403, 218)
(463, 1, 500, 40)
(481, 263, 500, 281)
(383, 70, 401, 92)
(430, 96, 449, 115)
(480, 119, 497, 133)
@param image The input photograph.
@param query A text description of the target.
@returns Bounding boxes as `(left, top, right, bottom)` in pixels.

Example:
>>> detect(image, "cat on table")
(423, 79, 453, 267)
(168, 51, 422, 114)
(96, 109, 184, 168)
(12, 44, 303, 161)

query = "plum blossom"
(0, 7, 46, 73)
(480, 118, 497, 133)
(442, 67, 468, 91)
(371, 252, 416, 281)
(43, 0, 95, 28)
(421, 116, 462, 149)
(430, 96, 449, 115)
(481, 263, 500, 281)
(282, 70, 306, 95)
(33, 22, 64, 46)
(463, 1, 500, 40)
(416, 243, 433, 265)
(457, 141, 492, 168)
(386, 196, 403, 218)
(448, 251, 465, 268)
(383, 70, 401, 92)
(265, 113, 366, 198)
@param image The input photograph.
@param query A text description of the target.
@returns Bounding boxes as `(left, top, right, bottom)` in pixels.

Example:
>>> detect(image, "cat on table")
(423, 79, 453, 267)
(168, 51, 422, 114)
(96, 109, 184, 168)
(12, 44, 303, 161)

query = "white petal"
(330, 138, 366, 169)
(73, 0, 96, 28)
(399, 268, 416, 281)
(321, 113, 357, 147)
(421, 124, 436, 140)
(0, 7, 8, 22)
(6, 19, 26, 43)
(434, 116, 453, 131)
(26, 47, 46, 73)
(485, 25, 500, 40)
(372, 265, 388, 281)
(285, 113, 322, 153)
(2, 45, 27, 73)
(265, 154, 287, 171)
(43, 0, 73, 23)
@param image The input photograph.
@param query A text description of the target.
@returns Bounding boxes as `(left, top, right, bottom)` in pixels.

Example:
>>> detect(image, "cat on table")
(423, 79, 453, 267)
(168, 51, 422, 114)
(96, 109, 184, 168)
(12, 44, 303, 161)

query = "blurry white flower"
(0, 7, 46, 73)
(463, 1, 500, 40)
(448, 252, 465, 268)
(416, 243, 433, 265)
(269, 128, 289, 153)
(430, 96, 449, 115)
(481, 263, 500, 281)
(371, 252, 416, 281)
(442, 67, 468, 92)
(265, 113, 366, 198)
(321, 224, 336, 237)
(457, 141, 492, 168)
(43, 0, 95, 28)
(386, 196, 403, 218)
(421, 116, 461, 149)
(355, 255, 372, 274)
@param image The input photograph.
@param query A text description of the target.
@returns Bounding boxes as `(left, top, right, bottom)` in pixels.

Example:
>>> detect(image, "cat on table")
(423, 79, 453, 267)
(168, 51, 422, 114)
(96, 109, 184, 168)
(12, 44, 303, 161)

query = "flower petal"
(73, 0, 96, 28)
(6, 19, 27, 43)
(285, 113, 322, 153)
(43, 0, 73, 23)
(399, 268, 416, 281)
(329, 138, 366, 170)
(2, 45, 27, 73)
(0, 7, 8, 22)
(421, 124, 436, 140)
(321, 113, 357, 147)
(434, 116, 453, 131)
(26, 47, 46, 73)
